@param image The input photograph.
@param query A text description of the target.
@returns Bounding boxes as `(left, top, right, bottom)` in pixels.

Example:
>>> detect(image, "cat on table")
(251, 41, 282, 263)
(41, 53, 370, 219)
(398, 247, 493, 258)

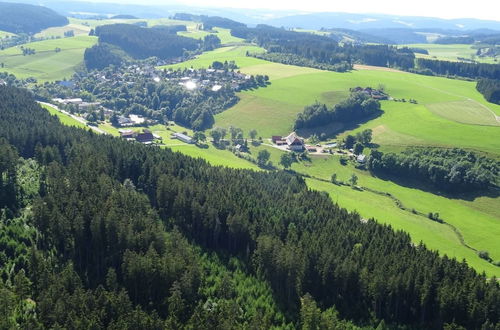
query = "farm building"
(136, 130, 154, 144)
(357, 154, 367, 163)
(119, 130, 136, 140)
(272, 136, 283, 144)
(285, 132, 305, 151)
(172, 132, 194, 144)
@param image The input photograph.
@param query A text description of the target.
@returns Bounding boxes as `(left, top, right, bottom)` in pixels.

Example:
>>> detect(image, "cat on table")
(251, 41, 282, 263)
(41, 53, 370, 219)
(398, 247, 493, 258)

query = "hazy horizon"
(72, 0, 500, 21)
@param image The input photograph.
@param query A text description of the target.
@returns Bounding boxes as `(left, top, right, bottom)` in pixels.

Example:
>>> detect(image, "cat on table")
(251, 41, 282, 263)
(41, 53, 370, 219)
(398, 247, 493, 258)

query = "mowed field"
(403, 43, 498, 64)
(0, 35, 97, 81)
(161, 45, 500, 276)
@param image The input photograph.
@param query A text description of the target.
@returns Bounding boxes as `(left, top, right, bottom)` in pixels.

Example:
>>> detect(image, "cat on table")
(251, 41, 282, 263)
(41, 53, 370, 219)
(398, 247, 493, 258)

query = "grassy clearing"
(0, 30, 16, 38)
(35, 23, 91, 38)
(0, 35, 97, 81)
(427, 100, 500, 126)
(403, 43, 498, 64)
(41, 104, 87, 129)
(161, 45, 267, 70)
(178, 27, 243, 45)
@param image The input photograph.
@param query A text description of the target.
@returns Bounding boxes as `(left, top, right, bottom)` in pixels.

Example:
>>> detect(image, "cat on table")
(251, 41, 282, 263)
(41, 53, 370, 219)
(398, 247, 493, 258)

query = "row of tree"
(294, 92, 382, 129)
(1, 85, 499, 328)
(367, 147, 499, 193)
(415, 58, 500, 79)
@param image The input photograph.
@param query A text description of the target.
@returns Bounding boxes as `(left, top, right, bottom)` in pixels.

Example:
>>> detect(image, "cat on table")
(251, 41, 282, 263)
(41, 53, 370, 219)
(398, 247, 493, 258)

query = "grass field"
(41, 104, 88, 129)
(0, 30, 16, 38)
(211, 56, 500, 156)
(0, 35, 97, 81)
(427, 100, 500, 126)
(403, 43, 498, 64)
(35, 23, 91, 38)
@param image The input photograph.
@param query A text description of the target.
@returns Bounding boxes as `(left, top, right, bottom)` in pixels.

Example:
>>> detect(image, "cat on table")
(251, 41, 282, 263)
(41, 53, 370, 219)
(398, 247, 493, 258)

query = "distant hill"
(324, 28, 394, 44)
(0, 2, 68, 34)
(358, 28, 428, 44)
(110, 14, 138, 19)
(265, 12, 500, 31)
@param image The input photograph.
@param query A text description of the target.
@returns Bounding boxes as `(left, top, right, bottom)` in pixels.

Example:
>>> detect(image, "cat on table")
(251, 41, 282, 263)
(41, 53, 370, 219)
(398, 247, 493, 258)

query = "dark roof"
(136, 132, 154, 143)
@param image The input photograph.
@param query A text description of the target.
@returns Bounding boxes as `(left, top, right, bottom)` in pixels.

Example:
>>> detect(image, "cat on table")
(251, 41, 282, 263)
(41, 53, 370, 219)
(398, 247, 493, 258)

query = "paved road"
(38, 101, 108, 134)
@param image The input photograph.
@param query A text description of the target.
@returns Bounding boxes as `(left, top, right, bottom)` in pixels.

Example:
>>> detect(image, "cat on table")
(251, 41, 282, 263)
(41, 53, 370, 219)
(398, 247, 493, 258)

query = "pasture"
(0, 35, 97, 81)
(404, 43, 497, 64)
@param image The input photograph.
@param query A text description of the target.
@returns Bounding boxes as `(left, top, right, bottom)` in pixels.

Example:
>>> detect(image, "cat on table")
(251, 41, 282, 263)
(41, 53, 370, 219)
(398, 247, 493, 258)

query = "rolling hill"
(0, 2, 68, 34)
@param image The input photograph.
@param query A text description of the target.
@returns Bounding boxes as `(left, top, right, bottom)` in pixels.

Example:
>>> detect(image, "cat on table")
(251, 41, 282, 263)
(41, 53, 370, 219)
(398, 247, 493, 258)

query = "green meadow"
(42, 104, 87, 128)
(0, 30, 16, 38)
(0, 35, 97, 81)
(403, 43, 498, 64)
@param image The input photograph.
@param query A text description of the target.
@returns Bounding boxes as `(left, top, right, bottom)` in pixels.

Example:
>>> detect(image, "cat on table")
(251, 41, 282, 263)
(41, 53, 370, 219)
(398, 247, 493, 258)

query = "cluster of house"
(119, 129, 160, 145)
(116, 114, 152, 127)
(164, 67, 253, 92)
(52, 97, 104, 111)
(350, 86, 388, 100)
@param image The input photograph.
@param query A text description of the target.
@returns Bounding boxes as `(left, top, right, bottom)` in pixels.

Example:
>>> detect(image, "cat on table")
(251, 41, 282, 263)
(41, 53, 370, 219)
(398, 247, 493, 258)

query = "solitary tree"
(349, 173, 358, 186)
(193, 131, 206, 144)
(353, 143, 364, 155)
(257, 150, 271, 167)
(280, 153, 293, 169)
(210, 129, 222, 144)
(249, 129, 258, 140)
(344, 135, 356, 149)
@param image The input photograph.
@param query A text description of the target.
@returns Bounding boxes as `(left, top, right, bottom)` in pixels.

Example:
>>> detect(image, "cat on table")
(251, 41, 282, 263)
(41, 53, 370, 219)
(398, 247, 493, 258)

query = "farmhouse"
(172, 132, 194, 144)
(357, 154, 367, 164)
(136, 130, 154, 144)
(285, 132, 305, 151)
(119, 130, 136, 140)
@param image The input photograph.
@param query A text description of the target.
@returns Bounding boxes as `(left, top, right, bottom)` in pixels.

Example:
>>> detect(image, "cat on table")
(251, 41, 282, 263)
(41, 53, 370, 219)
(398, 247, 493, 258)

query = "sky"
(161, 0, 500, 21)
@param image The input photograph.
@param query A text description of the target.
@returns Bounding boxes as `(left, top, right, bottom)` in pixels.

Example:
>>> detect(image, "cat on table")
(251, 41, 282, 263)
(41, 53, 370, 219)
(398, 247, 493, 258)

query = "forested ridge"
(1, 85, 499, 328)
(93, 24, 201, 60)
(0, 2, 68, 34)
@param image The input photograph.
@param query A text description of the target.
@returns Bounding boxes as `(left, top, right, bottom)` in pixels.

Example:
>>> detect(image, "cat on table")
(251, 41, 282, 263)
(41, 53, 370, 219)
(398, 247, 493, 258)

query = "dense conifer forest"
(93, 24, 201, 60)
(368, 148, 500, 193)
(1, 85, 499, 328)
(0, 2, 68, 34)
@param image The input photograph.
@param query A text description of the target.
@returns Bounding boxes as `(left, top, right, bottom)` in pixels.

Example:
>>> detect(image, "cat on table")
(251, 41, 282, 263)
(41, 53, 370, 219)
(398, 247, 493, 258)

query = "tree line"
(232, 25, 416, 70)
(476, 78, 500, 104)
(294, 91, 382, 130)
(0, 85, 499, 328)
(414, 58, 500, 79)
(368, 147, 499, 193)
